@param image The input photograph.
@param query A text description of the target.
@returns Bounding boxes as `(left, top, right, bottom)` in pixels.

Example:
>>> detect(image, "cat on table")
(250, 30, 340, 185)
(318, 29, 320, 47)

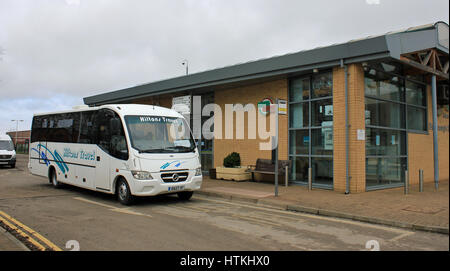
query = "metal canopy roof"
(84, 22, 449, 106)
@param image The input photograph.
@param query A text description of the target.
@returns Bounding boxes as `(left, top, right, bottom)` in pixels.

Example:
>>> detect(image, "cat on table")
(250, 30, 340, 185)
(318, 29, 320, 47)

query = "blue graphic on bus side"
(31, 144, 69, 174)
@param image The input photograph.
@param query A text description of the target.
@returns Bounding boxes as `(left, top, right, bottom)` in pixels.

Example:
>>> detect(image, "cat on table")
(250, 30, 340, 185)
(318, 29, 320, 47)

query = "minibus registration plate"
(168, 185, 184, 192)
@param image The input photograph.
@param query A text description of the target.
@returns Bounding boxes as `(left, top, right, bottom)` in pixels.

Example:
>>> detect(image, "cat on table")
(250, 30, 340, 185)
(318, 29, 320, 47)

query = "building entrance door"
(192, 92, 214, 175)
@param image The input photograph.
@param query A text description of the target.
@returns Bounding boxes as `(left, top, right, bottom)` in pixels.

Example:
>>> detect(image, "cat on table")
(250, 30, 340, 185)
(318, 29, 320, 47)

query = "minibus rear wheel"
(177, 191, 193, 201)
(49, 168, 62, 188)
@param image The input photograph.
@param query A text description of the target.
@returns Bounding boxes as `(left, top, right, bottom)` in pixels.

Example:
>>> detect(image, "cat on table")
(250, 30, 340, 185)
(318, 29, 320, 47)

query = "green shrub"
(223, 152, 241, 168)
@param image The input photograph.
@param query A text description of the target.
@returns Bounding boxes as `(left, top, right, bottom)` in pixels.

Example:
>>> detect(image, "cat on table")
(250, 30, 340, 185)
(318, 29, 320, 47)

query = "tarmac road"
(0, 155, 448, 251)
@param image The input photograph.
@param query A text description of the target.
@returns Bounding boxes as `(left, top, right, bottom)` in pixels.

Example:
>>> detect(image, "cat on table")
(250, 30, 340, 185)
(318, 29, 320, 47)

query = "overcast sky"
(0, 0, 448, 134)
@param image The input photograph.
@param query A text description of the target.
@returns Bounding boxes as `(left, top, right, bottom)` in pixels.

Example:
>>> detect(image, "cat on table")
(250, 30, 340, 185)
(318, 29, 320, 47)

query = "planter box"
(216, 166, 251, 181)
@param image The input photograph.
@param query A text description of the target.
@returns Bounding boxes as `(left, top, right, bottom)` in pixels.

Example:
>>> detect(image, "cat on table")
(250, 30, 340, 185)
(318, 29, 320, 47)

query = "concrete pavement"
(198, 176, 449, 234)
(0, 226, 29, 251)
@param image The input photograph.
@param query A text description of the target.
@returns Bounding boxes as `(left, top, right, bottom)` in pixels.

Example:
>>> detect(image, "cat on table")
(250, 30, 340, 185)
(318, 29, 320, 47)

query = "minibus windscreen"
(0, 140, 14, 151)
(125, 116, 196, 153)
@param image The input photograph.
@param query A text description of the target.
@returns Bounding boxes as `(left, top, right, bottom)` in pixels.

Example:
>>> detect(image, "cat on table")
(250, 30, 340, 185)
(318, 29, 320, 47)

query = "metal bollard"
(404, 170, 409, 195)
(285, 166, 288, 187)
(419, 169, 424, 192)
(308, 167, 312, 191)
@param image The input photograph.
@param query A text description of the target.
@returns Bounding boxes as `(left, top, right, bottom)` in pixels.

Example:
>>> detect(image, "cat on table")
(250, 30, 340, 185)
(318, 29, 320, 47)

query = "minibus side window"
(31, 116, 45, 143)
(46, 113, 80, 143)
(96, 109, 128, 160)
(79, 111, 97, 144)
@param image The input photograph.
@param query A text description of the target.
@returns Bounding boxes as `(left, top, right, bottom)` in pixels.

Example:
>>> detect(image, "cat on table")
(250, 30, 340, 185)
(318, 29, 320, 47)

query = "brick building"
(6, 130, 31, 146)
(84, 22, 449, 193)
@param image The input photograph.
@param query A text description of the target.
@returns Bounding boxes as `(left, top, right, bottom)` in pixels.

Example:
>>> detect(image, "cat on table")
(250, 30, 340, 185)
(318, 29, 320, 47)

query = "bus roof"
(32, 104, 183, 119)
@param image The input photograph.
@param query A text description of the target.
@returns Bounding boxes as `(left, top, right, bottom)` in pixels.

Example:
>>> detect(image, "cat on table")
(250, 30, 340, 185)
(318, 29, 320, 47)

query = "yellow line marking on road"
(195, 196, 412, 235)
(73, 197, 152, 218)
(0, 214, 46, 251)
(0, 210, 62, 251)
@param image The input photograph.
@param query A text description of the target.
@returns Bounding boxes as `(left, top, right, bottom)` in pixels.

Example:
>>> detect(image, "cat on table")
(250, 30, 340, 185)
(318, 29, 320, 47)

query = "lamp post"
(11, 119, 24, 147)
(182, 59, 188, 75)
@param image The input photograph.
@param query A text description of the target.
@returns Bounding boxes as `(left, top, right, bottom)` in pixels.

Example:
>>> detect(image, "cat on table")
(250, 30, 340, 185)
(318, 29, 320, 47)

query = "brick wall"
(213, 79, 288, 168)
(333, 64, 366, 193)
(408, 85, 449, 186)
(348, 64, 367, 193)
(6, 130, 30, 145)
(332, 67, 346, 192)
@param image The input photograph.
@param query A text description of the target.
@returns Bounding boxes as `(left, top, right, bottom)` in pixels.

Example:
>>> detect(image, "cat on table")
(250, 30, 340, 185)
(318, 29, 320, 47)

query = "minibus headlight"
(195, 167, 202, 176)
(131, 170, 153, 180)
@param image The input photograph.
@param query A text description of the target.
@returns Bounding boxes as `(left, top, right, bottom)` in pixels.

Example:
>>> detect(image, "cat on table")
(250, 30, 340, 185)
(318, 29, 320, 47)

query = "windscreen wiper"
(162, 146, 196, 152)
(173, 146, 196, 152)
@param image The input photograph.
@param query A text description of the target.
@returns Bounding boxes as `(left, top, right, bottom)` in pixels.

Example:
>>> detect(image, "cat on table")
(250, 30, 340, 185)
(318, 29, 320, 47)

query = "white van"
(28, 104, 202, 205)
(0, 134, 16, 168)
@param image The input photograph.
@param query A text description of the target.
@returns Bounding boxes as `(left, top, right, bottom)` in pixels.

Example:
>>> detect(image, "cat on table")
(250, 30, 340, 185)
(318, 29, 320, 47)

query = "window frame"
(364, 66, 428, 134)
(288, 70, 334, 189)
(364, 64, 428, 191)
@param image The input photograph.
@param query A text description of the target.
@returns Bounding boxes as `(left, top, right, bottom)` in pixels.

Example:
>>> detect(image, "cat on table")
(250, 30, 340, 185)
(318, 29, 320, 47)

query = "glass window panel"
(366, 128, 406, 156)
(366, 158, 406, 187)
(311, 157, 333, 186)
(289, 130, 309, 155)
(364, 69, 404, 102)
(405, 81, 426, 106)
(289, 102, 309, 128)
(407, 107, 427, 131)
(311, 99, 333, 127)
(365, 98, 405, 128)
(311, 128, 333, 155)
(289, 156, 309, 182)
(79, 111, 97, 144)
(46, 113, 74, 143)
(289, 78, 310, 102)
(31, 116, 46, 143)
(312, 72, 332, 98)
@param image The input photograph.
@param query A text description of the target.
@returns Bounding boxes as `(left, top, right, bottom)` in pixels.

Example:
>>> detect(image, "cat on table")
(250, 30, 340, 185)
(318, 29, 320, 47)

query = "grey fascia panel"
(83, 36, 390, 105)
(86, 59, 344, 105)
(386, 29, 439, 59)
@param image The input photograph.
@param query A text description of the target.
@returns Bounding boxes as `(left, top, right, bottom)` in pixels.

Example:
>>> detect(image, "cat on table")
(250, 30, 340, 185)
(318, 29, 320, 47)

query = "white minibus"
(28, 104, 202, 205)
(0, 134, 16, 168)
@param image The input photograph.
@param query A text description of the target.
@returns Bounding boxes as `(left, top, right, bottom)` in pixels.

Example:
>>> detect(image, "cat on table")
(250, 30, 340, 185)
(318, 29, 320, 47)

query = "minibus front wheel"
(117, 178, 134, 205)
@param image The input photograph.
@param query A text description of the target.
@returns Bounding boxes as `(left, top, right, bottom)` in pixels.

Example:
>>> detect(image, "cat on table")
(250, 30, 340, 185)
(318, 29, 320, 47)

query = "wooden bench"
(246, 159, 292, 185)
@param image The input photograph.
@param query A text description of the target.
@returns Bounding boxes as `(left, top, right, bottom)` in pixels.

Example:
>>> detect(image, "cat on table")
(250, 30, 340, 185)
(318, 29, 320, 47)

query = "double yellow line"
(0, 210, 62, 251)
